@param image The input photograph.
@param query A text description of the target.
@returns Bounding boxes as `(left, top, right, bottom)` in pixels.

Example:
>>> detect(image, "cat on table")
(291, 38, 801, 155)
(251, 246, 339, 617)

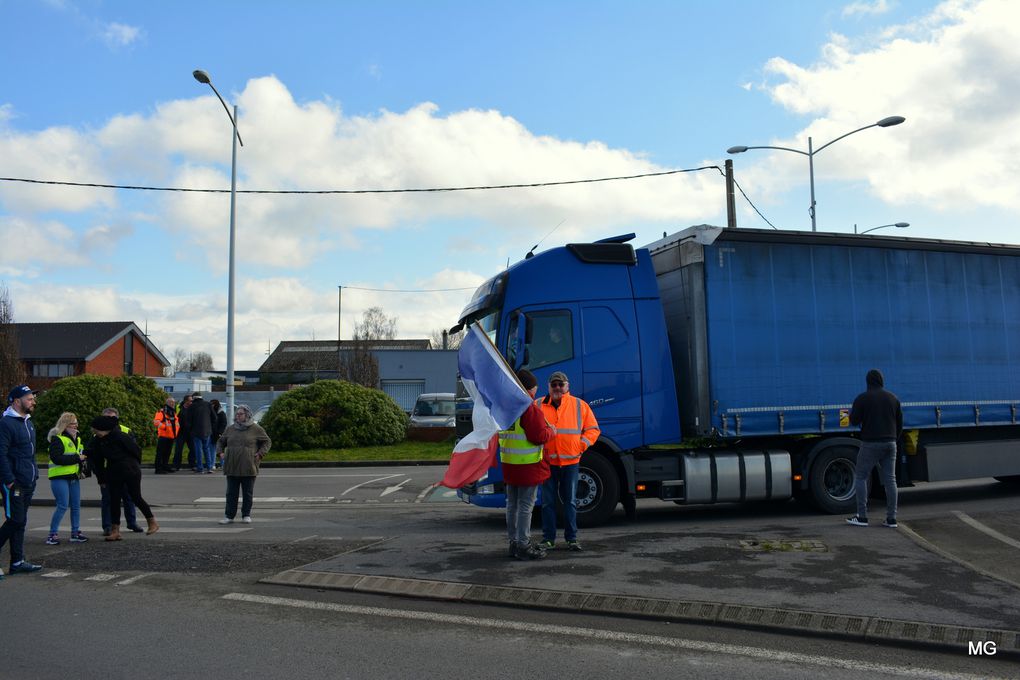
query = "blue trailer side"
(458, 226, 1020, 523)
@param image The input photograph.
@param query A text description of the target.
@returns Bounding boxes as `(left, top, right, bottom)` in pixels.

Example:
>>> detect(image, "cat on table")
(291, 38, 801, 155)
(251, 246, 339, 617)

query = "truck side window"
(524, 311, 573, 369)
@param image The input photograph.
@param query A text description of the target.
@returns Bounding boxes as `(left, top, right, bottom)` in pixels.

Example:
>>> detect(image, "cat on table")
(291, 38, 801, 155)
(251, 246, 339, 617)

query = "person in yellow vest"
(538, 370, 600, 552)
(45, 412, 88, 545)
(500, 369, 555, 560)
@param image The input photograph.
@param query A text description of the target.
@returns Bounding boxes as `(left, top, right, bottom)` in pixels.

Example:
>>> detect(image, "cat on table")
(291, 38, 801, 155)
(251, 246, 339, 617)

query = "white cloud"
(749, 0, 1020, 213)
(842, 0, 891, 18)
(102, 22, 142, 48)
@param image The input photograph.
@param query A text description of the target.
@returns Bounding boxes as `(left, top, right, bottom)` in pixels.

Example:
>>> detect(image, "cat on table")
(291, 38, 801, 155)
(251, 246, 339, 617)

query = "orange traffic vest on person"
(154, 409, 178, 439)
(538, 393, 600, 466)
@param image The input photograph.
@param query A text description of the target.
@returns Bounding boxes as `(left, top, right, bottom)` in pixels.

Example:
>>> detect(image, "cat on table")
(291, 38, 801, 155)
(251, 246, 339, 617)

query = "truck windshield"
(460, 308, 499, 345)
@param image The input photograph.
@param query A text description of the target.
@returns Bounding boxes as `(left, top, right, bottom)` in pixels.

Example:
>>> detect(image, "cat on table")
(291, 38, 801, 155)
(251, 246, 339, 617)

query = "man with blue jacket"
(0, 384, 44, 578)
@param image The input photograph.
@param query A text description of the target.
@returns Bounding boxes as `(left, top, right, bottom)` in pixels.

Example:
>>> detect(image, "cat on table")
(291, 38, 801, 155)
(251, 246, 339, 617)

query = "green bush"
(261, 380, 407, 451)
(34, 374, 166, 448)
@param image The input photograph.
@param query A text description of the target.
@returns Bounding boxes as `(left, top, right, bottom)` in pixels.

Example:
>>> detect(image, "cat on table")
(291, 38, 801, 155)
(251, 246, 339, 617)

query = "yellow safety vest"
(48, 434, 82, 478)
(498, 419, 543, 466)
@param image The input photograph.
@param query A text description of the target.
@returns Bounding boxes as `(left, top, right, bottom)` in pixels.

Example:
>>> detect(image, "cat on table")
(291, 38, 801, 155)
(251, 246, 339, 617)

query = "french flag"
(440, 324, 533, 489)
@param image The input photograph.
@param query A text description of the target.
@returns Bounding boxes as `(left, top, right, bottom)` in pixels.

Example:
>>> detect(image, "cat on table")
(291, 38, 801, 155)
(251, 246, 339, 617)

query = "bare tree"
(357, 306, 397, 340)
(339, 307, 396, 388)
(172, 349, 215, 373)
(429, 327, 464, 350)
(0, 284, 24, 389)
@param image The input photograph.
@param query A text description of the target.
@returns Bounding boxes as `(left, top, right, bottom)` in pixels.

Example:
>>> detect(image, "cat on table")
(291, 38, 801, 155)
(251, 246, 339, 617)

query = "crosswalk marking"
(41, 570, 72, 578)
(85, 573, 119, 581)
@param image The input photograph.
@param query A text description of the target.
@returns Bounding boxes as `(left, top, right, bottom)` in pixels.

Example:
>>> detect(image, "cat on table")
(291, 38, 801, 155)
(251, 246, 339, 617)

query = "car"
(408, 393, 456, 428)
(251, 405, 270, 424)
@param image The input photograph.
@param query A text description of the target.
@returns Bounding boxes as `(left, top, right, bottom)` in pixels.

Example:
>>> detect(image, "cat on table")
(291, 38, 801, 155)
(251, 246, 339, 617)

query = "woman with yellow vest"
(45, 412, 88, 545)
(500, 369, 555, 560)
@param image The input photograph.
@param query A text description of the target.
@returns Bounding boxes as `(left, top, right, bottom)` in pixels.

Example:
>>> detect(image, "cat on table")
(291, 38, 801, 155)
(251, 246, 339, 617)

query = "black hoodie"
(849, 369, 903, 442)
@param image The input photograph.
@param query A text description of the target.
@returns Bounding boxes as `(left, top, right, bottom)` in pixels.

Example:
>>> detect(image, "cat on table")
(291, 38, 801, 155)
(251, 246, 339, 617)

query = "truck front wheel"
(575, 450, 620, 527)
(808, 445, 858, 514)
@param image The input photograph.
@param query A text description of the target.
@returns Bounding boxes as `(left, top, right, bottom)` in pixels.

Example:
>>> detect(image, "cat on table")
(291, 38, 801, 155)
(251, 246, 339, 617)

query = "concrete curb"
(260, 568, 1020, 657)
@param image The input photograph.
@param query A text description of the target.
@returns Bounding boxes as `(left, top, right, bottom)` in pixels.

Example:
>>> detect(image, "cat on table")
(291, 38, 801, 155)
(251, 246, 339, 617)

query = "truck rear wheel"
(575, 450, 619, 527)
(808, 445, 858, 514)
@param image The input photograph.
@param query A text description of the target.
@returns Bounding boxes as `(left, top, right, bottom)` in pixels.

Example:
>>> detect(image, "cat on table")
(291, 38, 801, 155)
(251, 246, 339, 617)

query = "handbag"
(78, 458, 93, 479)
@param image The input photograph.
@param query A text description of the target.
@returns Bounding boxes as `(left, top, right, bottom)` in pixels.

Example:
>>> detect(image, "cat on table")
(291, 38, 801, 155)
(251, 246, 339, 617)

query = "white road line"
(260, 473, 418, 478)
(149, 527, 253, 533)
(220, 593, 999, 680)
(340, 474, 403, 496)
(41, 570, 72, 578)
(194, 497, 334, 503)
(290, 535, 319, 543)
(416, 482, 440, 502)
(117, 573, 155, 586)
(952, 511, 1020, 549)
(85, 573, 119, 582)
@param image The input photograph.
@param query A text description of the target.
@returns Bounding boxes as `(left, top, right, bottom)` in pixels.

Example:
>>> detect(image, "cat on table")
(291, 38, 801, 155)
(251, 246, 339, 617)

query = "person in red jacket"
(500, 369, 555, 560)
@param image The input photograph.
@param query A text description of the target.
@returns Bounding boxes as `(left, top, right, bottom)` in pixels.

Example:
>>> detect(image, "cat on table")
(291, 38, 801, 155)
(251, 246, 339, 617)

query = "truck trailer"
(455, 225, 1020, 525)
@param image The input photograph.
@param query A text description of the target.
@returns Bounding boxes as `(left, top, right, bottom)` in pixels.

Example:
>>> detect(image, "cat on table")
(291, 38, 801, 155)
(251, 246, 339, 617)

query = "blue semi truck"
(454, 225, 1020, 525)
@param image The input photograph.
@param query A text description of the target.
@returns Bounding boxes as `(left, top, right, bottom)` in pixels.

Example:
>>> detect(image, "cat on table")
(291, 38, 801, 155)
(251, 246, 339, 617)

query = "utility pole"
(725, 159, 737, 229)
(337, 285, 343, 380)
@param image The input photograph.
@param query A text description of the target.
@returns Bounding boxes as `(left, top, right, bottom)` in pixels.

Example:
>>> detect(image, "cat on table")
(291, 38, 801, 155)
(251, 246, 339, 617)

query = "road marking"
(380, 478, 411, 496)
(416, 482, 440, 502)
(290, 535, 319, 543)
(149, 527, 253, 533)
(194, 497, 334, 503)
(260, 473, 422, 478)
(952, 511, 1020, 549)
(340, 474, 403, 496)
(221, 593, 999, 680)
(41, 570, 72, 578)
(86, 573, 119, 582)
(117, 573, 155, 586)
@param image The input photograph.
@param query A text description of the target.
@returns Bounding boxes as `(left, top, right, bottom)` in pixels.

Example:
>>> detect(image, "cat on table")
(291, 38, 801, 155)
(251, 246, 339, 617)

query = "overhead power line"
(0, 166, 719, 195)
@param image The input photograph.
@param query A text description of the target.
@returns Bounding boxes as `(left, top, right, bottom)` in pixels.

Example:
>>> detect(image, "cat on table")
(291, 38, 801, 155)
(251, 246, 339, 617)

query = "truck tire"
(808, 445, 858, 514)
(575, 450, 620, 527)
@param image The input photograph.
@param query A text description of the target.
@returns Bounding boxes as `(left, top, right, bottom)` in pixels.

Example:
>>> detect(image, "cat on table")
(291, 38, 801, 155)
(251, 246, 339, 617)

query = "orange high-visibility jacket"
(538, 393, 600, 466)
(153, 409, 179, 440)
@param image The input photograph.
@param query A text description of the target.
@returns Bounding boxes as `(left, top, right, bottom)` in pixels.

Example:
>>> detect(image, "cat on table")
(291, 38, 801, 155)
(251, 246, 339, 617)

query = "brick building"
(15, 321, 170, 389)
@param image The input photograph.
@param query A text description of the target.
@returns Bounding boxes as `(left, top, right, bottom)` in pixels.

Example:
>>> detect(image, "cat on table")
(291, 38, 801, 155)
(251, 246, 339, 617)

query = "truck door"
(507, 305, 582, 391)
(580, 302, 641, 449)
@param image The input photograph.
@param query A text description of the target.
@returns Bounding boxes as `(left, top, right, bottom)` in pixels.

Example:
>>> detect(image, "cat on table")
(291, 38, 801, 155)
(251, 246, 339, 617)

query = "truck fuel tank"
(665, 449, 792, 504)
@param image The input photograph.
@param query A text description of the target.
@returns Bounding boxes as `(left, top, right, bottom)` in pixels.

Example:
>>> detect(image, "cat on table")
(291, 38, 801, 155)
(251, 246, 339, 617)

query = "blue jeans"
(49, 478, 81, 534)
(225, 476, 256, 519)
(505, 484, 539, 545)
(193, 435, 215, 471)
(101, 483, 137, 531)
(0, 482, 34, 565)
(541, 464, 579, 542)
(854, 441, 898, 521)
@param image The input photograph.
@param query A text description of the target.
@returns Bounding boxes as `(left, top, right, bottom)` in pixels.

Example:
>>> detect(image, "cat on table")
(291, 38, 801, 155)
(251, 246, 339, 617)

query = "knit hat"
(515, 369, 538, 391)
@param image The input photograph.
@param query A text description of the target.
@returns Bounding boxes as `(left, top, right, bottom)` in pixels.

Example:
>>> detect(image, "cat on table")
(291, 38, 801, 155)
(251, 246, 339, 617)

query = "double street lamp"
(728, 116, 905, 231)
(193, 69, 243, 418)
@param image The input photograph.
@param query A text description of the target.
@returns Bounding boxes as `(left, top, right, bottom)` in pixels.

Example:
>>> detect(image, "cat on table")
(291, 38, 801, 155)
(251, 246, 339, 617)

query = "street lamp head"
(193, 69, 211, 84)
(876, 115, 906, 128)
(894, 222, 910, 228)
(727, 146, 748, 154)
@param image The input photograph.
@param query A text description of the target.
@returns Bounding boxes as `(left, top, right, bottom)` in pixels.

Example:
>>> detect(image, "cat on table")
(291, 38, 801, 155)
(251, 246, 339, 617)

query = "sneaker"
(218, 517, 234, 525)
(45, 533, 60, 545)
(127, 524, 145, 533)
(566, 540, 583, 552)
(507, 541, 518, 558)
(882, 518, 898, 528)
(846, 515, 869, 527)
(70, 532, 89, 543)
(515, 543, 546, 560)
(8, 560, 43, 574)
(538, 539, 555, 550)
(241, 516, 252, 524)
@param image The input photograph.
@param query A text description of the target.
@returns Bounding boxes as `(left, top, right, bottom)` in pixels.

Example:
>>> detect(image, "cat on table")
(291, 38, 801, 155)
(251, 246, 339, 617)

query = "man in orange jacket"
(538, 371, 600, 551)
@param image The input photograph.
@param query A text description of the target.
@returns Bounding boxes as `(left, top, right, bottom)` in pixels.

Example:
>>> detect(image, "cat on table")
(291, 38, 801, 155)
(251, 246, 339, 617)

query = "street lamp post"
(855, 221, 910, 235)
(193, 69, 243, 419)
(728, 116, 905, 232)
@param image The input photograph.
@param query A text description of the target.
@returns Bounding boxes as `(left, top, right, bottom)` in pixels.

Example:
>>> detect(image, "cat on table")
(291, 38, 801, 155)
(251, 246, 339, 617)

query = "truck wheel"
(575, 450, 619, 528)
(808, 445, 858, 514)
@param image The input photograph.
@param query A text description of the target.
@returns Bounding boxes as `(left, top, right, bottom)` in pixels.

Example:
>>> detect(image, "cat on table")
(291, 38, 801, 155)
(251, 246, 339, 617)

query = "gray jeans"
(854, 441, 898, 520)
(505, 484, 539, 545)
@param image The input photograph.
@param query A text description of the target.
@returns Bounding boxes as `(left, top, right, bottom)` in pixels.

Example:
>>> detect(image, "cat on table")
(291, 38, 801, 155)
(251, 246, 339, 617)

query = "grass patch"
(36, 439, 452, 465)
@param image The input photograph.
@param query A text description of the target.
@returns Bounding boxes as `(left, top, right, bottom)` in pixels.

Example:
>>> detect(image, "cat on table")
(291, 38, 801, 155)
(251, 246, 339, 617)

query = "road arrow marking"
(380, 478, 411, 497)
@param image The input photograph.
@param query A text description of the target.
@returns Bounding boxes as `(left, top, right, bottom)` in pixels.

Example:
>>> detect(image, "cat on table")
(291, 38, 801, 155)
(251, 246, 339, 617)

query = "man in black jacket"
(0, 384, 44, 576)
(847, 369, 903, 528)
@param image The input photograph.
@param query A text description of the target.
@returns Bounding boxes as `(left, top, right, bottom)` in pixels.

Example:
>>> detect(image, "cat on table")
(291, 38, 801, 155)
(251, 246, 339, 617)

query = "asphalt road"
(5, 468, 1020, 678)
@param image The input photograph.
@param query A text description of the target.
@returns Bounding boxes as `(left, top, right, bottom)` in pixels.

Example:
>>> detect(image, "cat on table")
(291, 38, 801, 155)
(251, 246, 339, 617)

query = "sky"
(2, 0, 1019, 372)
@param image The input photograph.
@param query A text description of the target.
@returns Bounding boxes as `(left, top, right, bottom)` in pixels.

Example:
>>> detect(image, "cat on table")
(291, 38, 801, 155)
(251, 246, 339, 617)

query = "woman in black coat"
(87, 415, 159, 541)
